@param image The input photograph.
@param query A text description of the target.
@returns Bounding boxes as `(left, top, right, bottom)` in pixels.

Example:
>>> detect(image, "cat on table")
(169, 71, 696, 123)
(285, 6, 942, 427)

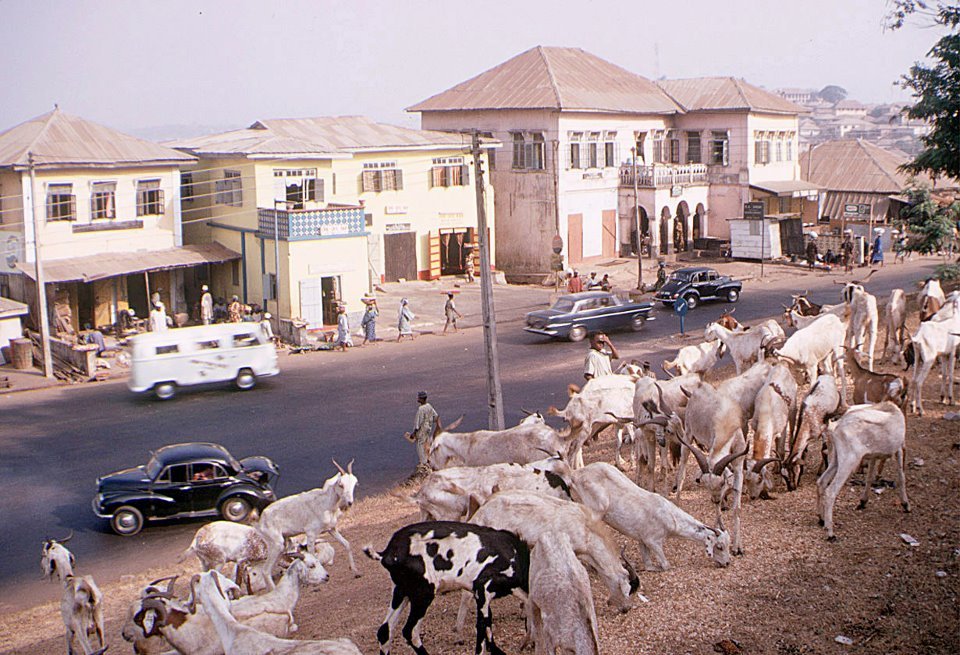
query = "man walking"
(583, 332, 619, 381)
(406, 391, 439, 473)
(443, 292, 463, 334)
(840, 230, 854, 273)
(200, 285, 214, 325)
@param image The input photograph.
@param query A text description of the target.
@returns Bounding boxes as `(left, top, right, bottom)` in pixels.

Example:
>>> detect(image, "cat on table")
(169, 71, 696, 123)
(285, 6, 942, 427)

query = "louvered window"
(430, 157, 469, 188)
(710, 131, 729, 166)
(686, 132, 702, 164)
(216, 170, 243, 206)
(512, 132, 545, 170)
(361, 163, 402, 193)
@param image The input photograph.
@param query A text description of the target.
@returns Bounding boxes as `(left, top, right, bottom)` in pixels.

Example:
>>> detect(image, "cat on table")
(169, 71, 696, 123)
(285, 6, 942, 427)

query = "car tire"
(111, 506, 144, 536)
(153, 382, 177, 401)
(568, 325, 588, 342)
(220, 496, 252, 523)
(631, 314, 646, 331)
(235, 368, 256, 391)
(726, 288, 740, 303)
(684, 294, 699, 310)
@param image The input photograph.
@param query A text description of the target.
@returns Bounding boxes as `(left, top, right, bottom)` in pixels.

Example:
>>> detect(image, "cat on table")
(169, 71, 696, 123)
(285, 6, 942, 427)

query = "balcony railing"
(619, 163, 708, 188)
(257, 205, 366, 241)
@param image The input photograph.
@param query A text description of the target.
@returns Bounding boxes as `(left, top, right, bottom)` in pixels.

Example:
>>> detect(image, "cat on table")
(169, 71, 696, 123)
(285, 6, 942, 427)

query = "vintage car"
(654, 266, 742, 309)
(93, 442, 279, 536)
(524, 291, 654, 342)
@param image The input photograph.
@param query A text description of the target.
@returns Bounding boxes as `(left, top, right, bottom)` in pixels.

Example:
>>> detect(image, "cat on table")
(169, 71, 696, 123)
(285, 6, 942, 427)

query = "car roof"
(557, 291, 613, 302)
(674, 266, 717, 274)
(150, 442, 237, 467)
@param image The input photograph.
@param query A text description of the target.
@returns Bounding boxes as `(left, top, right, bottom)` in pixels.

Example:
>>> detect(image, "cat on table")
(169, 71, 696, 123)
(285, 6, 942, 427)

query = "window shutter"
(361, 170, 377, 193)
(394, 169, 403, 190)
(461, 164, 470, 186)
(316, 178, 324, 202)
(722, 140, 729, 166)
(157, 189, 165, 211)
(136, 191, 144, 217)
(69, 196, 76, 220)
(754, 141, 762, 164)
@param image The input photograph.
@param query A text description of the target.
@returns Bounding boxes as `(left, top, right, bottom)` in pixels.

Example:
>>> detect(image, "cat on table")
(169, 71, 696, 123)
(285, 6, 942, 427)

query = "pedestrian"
(870, 228, 885, 267)
(149, 301, 168, 333)
(443, 292, 463, 334)
(228, 295, 243, 322)
(585, 272, 601, 290)
(335, 304, 353, 351)
(894, 230, 909, 264)
(360, 295, 379, 345)
(200, 284, 214, 325)
(805, 233, 819, 269)
(260, 311, 278, 345)
(840, 229, 854, 273)
(655, 261, 668, 291)
(568, 270, 584, 294)
(583, 332, 619, 382)
(464, 249, 475, 283)
(405, 390, 439, 472)
(397, 297, 415, 342)
(600, 274, 612, 291)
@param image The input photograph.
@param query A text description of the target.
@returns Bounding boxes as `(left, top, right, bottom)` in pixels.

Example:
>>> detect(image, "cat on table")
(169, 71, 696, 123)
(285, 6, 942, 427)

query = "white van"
(128, 323, 279, 400)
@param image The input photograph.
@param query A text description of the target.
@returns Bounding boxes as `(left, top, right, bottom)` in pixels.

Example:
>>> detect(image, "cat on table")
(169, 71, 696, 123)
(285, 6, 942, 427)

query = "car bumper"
(91, 496, 112, 519)
(524, 326, 562, 337)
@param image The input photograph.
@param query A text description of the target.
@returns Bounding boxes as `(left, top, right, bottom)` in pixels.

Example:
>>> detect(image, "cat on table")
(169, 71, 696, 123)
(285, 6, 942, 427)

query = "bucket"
(10, 338, 32, 370)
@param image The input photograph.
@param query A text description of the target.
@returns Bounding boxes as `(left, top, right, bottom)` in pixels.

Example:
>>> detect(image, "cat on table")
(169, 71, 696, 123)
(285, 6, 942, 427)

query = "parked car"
(524, 291, 654, 342)
(93, 442, 279, 536)
(128, 323, 279, 400)
(654, 266, 742, 309)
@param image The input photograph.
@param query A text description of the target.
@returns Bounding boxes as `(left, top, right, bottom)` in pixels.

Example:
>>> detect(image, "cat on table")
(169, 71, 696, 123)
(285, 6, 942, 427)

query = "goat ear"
(69, 553, 76, 568)
(680, 386, 692, 398)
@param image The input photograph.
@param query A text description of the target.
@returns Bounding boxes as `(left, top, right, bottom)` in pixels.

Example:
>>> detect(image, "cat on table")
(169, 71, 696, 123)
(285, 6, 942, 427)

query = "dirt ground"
(3, 318, 958, 655)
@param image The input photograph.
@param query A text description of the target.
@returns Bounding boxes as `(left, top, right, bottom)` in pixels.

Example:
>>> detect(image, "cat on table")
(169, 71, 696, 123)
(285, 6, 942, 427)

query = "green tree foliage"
(898, 185, 960, 254)
(888, 2, 960, 179)
(817, 85, 848, 104)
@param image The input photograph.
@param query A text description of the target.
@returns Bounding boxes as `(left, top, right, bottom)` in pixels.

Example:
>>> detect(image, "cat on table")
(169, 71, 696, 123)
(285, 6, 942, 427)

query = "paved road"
(0, 260, 938, 612)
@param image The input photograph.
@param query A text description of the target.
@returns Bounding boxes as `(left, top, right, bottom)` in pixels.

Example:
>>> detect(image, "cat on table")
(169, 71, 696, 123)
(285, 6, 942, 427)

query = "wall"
(286, 236, 368, 327)
(730, 219, 782, 259)
(746, 113, 801, 184)
(0, 313, 24, 363)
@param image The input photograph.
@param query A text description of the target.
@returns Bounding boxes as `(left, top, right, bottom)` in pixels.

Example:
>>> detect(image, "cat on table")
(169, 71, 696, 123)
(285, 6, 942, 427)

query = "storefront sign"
(671, 185, 682, 197)
(384, 205, 407, 215)
(843, 203, 871, 216)
(743, 201, 765, 220)
(385, 223, 412, 233)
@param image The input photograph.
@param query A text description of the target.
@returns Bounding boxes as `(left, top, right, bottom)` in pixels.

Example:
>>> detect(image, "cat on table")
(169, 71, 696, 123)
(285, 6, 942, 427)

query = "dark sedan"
(654, 266, 742, 309)
(524, 291, 654, 342)
(93, 442, 279, 536)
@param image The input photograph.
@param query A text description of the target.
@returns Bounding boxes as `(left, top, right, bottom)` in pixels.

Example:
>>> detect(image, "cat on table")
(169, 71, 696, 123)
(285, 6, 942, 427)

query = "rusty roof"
(407, 46, 682, 114)
(799, 139, 939, 193)
(0, 108, 195, 170)
(171, 116, 476, 157)
(656, 78, 806, 115)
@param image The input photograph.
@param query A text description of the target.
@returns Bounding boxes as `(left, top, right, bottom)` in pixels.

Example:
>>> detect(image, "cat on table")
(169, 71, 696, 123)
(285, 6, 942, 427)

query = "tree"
(897, 185, 959, 254)
(817, 85, 848, 104)
(887, 2, 960, 179)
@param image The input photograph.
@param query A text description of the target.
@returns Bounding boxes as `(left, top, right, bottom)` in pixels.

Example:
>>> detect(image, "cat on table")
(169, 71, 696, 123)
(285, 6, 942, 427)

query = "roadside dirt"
(3, 316, 958, 655)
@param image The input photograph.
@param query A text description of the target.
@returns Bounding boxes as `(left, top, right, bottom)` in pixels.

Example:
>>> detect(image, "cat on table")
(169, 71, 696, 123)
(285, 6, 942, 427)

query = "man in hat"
(443, 292, 462, 334)
(870, 228, 885, 267)
(840, 230, 855, 273)
(260, 312, 278, 345)
(567, 270, 584, 294)
(406, 391, 439, 471)
(805, 233, 819, 269)
(200, 285, 214, 325)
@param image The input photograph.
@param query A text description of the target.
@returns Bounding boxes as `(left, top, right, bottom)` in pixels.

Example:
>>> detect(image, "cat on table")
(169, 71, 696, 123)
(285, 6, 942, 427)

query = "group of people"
(333, 291, 464, 351)
(804, 227, 904, 271)
(565, 270, 612, 294)
(198, 286, 258, 326)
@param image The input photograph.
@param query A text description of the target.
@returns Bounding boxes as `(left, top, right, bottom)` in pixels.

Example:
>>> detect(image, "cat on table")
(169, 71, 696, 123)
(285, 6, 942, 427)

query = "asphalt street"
(0, 260, 939, 612)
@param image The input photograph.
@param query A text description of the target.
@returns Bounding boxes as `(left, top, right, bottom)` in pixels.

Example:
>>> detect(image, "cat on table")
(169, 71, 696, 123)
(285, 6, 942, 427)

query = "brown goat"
(844, 347, 907, 405)
(920, 295, 942, 322)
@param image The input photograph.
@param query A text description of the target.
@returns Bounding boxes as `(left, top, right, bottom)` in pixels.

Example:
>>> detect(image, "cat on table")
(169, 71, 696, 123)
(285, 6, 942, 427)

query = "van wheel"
(235, 368, 256, 391)
(154, 382, 177, 400)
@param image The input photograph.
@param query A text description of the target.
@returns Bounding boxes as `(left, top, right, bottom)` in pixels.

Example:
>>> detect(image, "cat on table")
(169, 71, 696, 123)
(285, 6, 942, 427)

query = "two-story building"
(172, 116, 494, 328)
(0, 108, 236, 333)
(409, 46, 818, 274)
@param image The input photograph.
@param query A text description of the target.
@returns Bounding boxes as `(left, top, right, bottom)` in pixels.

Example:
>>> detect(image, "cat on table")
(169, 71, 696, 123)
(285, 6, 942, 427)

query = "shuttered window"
(429, 157, 469, 188)
(216, 170, 243, 206)
(360, 164, 403, 193)
(710, 131, 729, 166)
(512, 132, 545, 170)
(91, 181, 117, 219)
(686, 132, 702, 164)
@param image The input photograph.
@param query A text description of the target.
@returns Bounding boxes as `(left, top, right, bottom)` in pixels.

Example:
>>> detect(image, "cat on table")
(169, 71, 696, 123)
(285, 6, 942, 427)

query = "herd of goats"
(39, 276, 959, 655)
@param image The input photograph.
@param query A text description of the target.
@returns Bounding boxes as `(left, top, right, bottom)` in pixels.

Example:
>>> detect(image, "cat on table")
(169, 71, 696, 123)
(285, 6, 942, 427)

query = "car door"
(151, 463, 194, 518)
(594, 295, 621, 331)
(701, 271, 721, 298)
(187, 462, 233, 513)
(576, 299, 605, 331)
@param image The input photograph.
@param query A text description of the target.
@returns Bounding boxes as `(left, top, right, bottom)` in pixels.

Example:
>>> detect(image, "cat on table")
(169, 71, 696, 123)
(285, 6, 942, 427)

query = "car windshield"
(551, 298, 576, 312)
(145, 454, 163, 479)
(670, 271, 693, 282)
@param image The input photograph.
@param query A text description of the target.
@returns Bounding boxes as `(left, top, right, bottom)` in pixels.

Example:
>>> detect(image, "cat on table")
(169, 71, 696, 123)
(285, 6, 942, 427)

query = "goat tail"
(362, 544, 383, 562)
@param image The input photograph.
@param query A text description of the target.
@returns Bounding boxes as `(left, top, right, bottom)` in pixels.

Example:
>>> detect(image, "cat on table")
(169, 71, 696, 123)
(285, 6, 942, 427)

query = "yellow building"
(0, 109, 237, 332)
(172, 116, 495, 329)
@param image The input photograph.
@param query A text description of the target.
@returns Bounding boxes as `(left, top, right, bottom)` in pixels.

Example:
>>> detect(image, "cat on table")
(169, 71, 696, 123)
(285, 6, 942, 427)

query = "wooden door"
(428, 232, 441, 280)
(601, 210, 617, 258)
(567, 213, 583, 265)
(384, 232, 418, 282)
(299, 278, 323, 327)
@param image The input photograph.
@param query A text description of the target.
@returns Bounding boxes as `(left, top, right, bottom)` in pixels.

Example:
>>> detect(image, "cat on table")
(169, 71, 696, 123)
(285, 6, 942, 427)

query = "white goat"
(61, 574, 106, 655)
(783, 302, 848, 330)
(704, 322, 771, 374)
(258, 460, 360, 579)
(571, 462, 731, 571)
(842, 283, 879, 370)
(883, 289, 908, 363)
(904, 314, 960, 414)
(121, 576, 179, 655)
(41, 533, 75, 584)
(629, 374, 698, 491)
(660, 340, 724, 377)
(547, 374, 637, 468)
(817, 402, 909, 540)
(181, 521, 274, 593)
(774, 313, 846, 386)
(528, 531, 601, 655)
(745, 362, 798, 499)
(428, 418, 573, 469)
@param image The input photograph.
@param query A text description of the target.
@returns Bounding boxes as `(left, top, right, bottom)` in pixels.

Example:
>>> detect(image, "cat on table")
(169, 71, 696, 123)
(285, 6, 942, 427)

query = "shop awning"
(750, 180, 821, 197)
(17, 243, 241, 283)
(820, 191, 887, 220)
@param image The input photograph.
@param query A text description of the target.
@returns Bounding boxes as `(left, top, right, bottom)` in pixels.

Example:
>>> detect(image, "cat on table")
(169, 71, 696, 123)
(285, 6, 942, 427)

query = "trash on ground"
(899, 533, 920, 547)
(835, 635, 854, 645)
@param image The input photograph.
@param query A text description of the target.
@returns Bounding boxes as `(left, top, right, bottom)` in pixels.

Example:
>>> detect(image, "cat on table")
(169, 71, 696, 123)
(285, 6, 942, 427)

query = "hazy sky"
(0, 0, 946, 138)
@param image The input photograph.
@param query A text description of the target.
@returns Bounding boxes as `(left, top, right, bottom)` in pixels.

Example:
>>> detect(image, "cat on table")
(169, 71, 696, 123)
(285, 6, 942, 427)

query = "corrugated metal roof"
(799, 139, 934, 193)
(750, 180, 821, 196)
(16, 243, 240, 283)
(0, 296, 28, 316)
(655, 78, 807, 115)
(407, 46, 682, 114)
(0, 108, 196, 170)
(821, 191, 888, 219)
(171, 116, 476, 157)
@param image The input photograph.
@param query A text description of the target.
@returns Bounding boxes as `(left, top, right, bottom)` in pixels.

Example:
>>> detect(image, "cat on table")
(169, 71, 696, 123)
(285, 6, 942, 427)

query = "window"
(512, 132, 525, 169)
(668, 134, 681, 164)
(233, 333, 259, 348)
(91, 182, 116, 219)
(652, 132, 664, 163)
(274, 168, 321, 208)
(686, 131, 702, 164)
(749, 220, 762, 236)
(785, 135, 793, 161)
(181, 172, 195, 201)
(775, 138, 783, 163)
(529, 133, 545, 170)
(603, 131, 618, 167)
(46, 184, 75, 221)
(136, 179, 164, 216)
(231, 260, 240, 286)
(512, 131, 545, 170)
(779, 197, 791, 213)
(155, 344, 179, 355)
(586, 133, 600, 168)
(198, 339, 220, 350)
(430, 157, 469, 188)
(569, 132, 582, 169)
(360, 162, 403, 193)
(710, 131, 730, 166)
(158, 464, 189, 484)
(216, 170, 243, 206)
(754, 137, 771, 165)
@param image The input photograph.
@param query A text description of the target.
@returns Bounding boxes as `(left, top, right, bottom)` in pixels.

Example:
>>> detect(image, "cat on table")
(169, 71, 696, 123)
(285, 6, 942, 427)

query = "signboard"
(384, 223, 412, 233)
(384, 205, 408, 215)
(673, 296, 689, 335)
(843, 203, 871, 217)
(743, 201, 765, 221)
(671, 185, 682, 197)
(552, 234, 564, 254)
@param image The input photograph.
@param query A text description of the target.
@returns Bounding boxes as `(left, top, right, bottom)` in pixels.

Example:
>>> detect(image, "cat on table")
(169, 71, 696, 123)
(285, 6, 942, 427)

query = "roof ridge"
(730, 77, 751, 108)
(537, 46, 563, 109)
(653, 81, 686, 111)
(19, 108, 59, 165)
(857, 139, 902, 189)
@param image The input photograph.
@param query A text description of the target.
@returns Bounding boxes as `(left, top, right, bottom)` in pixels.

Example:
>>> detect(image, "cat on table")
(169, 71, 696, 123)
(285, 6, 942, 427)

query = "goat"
(517, 408, 546, 425)
(570, 461, 731, 571)
(844, 347, 907, 405)
(121, 576, 180, 655)
(716, 308, 740, 330)
(745, 363, 798, 499)
(469, 489, 640, 613)
(883, 289, 908, 363)
(195, 570, 363, 655)
(413, 457, 573, 521)
(704, 321, 771, 374)
(365, 521, 529, 655)
(817, 402, 909, 540)
(61, 574, 106, 655)
(629, 374, 698, 491)
(790, 292, 821, 316)
(841, 282, 879, 370)
(782, 302, 848, 330)
(903, 315, 960, 414)
(782, 375, 842, 491)
(528, 531, 601, 655)
(773, 313, 846, 386)
(41, 532, 75, 584)
(661, 340, 724, 378)
(258, 460, 360, 580)
(429, 418, 574, 469)
(181, 521, 274, 593)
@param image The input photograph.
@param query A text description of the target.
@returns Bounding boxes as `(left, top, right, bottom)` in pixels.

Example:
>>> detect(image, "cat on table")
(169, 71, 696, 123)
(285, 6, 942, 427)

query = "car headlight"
(671, 293, 678, 298)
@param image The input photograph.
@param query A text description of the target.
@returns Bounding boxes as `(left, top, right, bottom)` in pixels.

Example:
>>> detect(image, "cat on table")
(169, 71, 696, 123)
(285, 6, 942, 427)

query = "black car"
(654, 266, 742, 309)
(93, 442, 279, 536)
(524, 291, 654, 342)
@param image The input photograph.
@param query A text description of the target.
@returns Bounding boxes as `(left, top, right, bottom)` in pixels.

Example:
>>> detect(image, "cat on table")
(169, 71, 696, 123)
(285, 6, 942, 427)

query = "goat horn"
(660, 360, 676, 378)
(347, 459, 354, 475)
(619, 547, 640, 587)
(57, 531, 74, 544)
(533, 447, 556, 458)
(213, 572, 226, 600)
(520, 406, 534, 415)
(445, 415, 465, 432)
(675, 433, 710, 475)
(637, 415, 669, 427)
(137, 597, 169, 632)
(605, 412, 634, 425)
(752, 457, 781, 474)
(331, 459, 346, 475)
(680, 385, 693, 398)
(186, 574, 201, 613)
(655, 382, 674, 416)
(712, 446, 749, 476)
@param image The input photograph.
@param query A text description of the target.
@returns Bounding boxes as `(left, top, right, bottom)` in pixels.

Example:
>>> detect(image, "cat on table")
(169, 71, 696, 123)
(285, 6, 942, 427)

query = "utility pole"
(273, 199, 286, 316)
(631, 147, 643, 290)
(28, 153, 53, 378)
(471, 131, 504, 430)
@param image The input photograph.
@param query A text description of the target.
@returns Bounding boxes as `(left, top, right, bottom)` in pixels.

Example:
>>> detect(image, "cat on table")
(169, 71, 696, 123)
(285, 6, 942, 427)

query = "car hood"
(98, 466, 151, 492)
(658, 280, 689, 295)
(240, 456, 280, 484)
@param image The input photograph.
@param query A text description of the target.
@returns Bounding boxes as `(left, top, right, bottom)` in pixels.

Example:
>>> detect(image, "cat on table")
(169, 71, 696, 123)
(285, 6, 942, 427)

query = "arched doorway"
(694, 203, 705, 241)
(660, 207, 671, 255)
(675, 201, 690, 252)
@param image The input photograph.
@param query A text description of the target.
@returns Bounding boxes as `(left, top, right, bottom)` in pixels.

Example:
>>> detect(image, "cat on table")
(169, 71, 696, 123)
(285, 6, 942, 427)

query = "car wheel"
(153, 382, 176, 401)
(235, 368, 256, 391)
(220, 496, 252, 523)
(631, 314, 646, 331)
(568, 325, 588, 342)
(684, 294, 699, 310)
(111, 506, 144, 536)
(726, 288, 740, 303)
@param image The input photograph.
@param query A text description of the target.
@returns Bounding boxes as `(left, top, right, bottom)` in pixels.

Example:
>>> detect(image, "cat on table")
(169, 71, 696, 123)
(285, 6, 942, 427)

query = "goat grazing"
(661, 339, 724, 378)
(181, 521, 274, 593)
(745, 363, 798, 499)
(782, 375, 842, 491)
(773, 313, 846, 386)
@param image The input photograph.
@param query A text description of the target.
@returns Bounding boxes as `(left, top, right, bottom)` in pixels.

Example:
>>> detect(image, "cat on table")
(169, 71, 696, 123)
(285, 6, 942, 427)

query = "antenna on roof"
(653, 43, 660, 79)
